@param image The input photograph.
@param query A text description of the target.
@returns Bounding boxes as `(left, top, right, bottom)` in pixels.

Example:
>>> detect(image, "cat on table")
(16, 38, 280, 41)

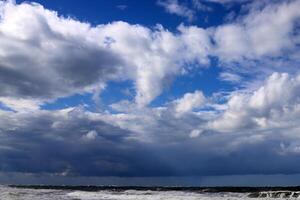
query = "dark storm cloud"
(0, 108, 134, 175)
(1, 108, 300, 177)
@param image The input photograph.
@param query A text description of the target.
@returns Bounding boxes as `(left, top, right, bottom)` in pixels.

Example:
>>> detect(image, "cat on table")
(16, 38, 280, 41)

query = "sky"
(0, 0, 300, 186)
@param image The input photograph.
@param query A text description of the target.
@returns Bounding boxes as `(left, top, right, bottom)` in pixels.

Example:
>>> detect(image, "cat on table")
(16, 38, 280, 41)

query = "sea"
(1, 185, 300, 200)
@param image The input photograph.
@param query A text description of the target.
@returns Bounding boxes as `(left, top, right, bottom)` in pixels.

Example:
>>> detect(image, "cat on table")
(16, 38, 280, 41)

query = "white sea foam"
(1, 185, 300, 200)
(67, 190, 249, 200)
(0, 185, 67, 200)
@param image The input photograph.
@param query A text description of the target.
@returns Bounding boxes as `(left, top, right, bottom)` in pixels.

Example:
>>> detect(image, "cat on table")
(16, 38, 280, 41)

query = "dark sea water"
(1, 185, 300, 199)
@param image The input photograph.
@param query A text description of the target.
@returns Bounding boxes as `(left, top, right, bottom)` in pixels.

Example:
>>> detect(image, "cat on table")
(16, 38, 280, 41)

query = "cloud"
(0, 1, 214, 109)
(95, 22, 212, 107)
(173, 90, 206, 117)
(116, 5, 128, 10)
(0, 1, 123, 106)
(0, 107, 142, 176)
(157, 0, 195, 21)
(189, 129, 203, 138)
(213, 0, 300, 62)
(201, 0, 251, 5)
(191, 0, 213, 11)
(219, 72, 242, 83)
(2, 103, 300, 177)
(209, 72, 300, 132)
(0, 97, 40, 111)
(82, 130, 98, 141)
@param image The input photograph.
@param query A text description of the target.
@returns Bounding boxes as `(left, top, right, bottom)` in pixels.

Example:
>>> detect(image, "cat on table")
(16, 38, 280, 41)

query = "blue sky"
(16, 0, 228, 28)
(1, 0, 300, 185)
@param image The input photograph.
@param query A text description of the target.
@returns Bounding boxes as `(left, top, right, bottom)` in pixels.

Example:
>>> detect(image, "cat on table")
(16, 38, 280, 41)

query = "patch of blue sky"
(41, 80, 134, 112)
(16, 0, 236, 30)
(40, 93, 95, 111)
(101, 80, 135, 104)
(150, 60, 237, 107)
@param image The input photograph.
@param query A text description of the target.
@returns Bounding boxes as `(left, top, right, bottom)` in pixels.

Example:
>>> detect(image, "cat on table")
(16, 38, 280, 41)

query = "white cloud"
(157, 0, 195, 21)
(89, 22, 212, 107)
(219, 72, 242, 83)
(83, 130, 98, 141)
(174, 90, 206, 117)
(177, 24, 212, 65)
(0, 1, 211, 109)
(104, 72, 300, 147)
(214, 24, 249, 61)
(203, 0, 250, 4)
(213, 0, 300, 62)
(0, 1, 123, 105)
(189, 129, 203, 138)
(0, 97, 40, 112)
(209, 72, 300, 132)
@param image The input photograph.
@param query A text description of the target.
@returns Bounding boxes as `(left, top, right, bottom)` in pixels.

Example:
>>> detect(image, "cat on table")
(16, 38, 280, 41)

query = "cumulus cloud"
(81, 22, 212, 107)
(105, 71, 300, 144)
(173, 90, 206, 117)
(0, 1, 215, 109)
(213, 0, 300, 62)
(209, 72, 300, 132)
(0, 1, 123, 109)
